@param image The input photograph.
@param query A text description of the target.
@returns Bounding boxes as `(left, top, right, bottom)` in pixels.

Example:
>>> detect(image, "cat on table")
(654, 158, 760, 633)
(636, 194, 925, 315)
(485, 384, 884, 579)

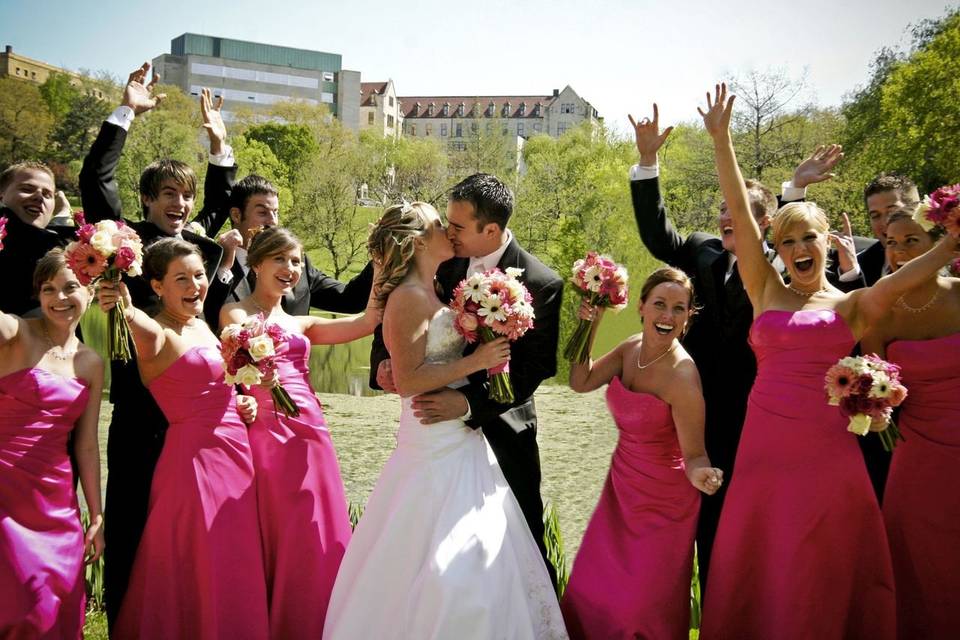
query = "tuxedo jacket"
(369, 237, 564, 541)
(0, 208, 75, 316)
(79, 120, 231, 417)
(855, 239, 884, 286)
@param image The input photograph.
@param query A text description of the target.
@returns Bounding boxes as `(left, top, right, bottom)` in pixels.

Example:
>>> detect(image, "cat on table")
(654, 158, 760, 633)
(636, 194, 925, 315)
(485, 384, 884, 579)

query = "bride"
(323, 202, 568, 639)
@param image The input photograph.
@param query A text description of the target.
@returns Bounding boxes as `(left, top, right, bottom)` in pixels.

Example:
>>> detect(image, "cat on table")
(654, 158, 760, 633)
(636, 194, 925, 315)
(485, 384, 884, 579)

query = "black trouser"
(858, 431, 890, 505)
(103, 407, 167, 630)
(481, 420, 558, 589)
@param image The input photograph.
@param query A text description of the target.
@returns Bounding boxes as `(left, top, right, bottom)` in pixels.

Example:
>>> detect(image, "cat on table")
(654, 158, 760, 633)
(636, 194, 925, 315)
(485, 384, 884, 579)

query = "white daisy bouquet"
(219, 314, 300, 417)
(824, 354, 907, 451)
(563, 252, 628, 364)
(450, 267, 535, 404)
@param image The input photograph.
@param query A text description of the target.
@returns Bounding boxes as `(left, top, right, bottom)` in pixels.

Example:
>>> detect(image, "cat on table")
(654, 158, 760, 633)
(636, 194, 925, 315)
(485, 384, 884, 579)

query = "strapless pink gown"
(884, 333, 960, 639)
(0, 369, 89, 639)
(701, 309, 895, 640)
(247, 332, 351, 639)
(561, 376, 699, 640)
(114, 346, 268, 640)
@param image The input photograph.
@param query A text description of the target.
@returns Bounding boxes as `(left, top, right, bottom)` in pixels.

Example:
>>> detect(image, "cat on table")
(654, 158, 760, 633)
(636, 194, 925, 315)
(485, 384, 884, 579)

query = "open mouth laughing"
(793, 257, 814, 273)
(654, 322, 674, 336)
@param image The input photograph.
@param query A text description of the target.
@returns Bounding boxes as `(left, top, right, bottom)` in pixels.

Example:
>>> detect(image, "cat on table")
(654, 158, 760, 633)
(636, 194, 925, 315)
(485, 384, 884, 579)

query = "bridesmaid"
(697, 83, 958, 639)
(561, 266, 722, 640)
(98, 239, 268, 640)
(0, 249, 104, 639)
(861, 209, 960, 638)
(220, 227, 379, 639)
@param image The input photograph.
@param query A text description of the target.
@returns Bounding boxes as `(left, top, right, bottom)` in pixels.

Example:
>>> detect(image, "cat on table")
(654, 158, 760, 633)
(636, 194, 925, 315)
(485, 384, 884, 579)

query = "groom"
(371, 173, 564, 582)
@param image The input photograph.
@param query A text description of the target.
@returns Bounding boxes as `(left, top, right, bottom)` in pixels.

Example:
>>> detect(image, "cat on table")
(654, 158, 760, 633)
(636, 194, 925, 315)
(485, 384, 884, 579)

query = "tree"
(0, 77, 54, 165)
(244, 122, 318, 183)
(50, 93, 112, 163)
(39, 72, 81, 123)
(232, 135, 293, 212)
(448, 116, 517, 182)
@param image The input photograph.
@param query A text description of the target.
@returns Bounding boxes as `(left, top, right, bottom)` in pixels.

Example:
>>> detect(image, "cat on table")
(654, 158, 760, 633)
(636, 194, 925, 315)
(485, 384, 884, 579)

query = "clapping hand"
(628, 104, 674, 166)
(122, 62, 165, 115)
(793, 144, 844, 189)
(201, 88, 227, 155)
(698, 83, 735, 139)
(829, 212, 859, 276)
(689, 466, 724, 495)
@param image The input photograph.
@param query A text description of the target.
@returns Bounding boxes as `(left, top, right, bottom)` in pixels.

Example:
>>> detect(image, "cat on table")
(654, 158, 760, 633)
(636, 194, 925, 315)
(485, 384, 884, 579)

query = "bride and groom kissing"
(323, 173, 568, 638)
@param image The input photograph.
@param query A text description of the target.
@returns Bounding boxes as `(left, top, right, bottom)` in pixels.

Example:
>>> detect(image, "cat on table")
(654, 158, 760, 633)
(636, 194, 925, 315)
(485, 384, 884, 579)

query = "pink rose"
(114, 245, 136, 271)
(459, 313, 479, 331)
(76, 223, 96, 243)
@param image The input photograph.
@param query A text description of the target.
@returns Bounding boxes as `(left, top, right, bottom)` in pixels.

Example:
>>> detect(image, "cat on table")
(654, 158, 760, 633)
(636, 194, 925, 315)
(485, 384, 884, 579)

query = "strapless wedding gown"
(323, 307, 567, 639)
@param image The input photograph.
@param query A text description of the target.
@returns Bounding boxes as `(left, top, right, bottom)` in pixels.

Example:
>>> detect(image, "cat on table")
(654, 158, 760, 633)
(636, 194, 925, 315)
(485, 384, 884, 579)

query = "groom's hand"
(412, 388, 468, 424)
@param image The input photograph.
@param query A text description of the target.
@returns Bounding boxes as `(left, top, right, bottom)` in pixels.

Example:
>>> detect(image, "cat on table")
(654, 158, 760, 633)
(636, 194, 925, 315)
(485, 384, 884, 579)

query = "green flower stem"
(271, 384, 301, 417)
(563, 318, 594, 364)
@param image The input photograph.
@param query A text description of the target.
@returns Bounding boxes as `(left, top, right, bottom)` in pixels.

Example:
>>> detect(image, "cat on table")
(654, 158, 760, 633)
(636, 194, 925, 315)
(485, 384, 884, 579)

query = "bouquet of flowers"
(219, 314, 300, 417)
(824, 354, 907, 451)
(64, 215, 143, 362)
(450, 267, 535, 404)
(914, 183, 960, 236)
(563, 252, 628, 364)
(0, 215, 7, 251)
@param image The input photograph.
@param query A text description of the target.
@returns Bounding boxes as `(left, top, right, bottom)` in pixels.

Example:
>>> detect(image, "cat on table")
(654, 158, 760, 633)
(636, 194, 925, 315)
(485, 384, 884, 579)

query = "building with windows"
(152, 34, 360, 127)
(359, 80, 402, 138)
(0, 45, 111, 99)
(398, 85, 598, 145)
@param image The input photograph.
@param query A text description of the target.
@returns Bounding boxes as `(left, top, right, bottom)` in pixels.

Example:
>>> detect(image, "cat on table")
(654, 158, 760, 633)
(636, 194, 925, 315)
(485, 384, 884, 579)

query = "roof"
(360, 81, 389, 107)
(397, 95, 558, 119)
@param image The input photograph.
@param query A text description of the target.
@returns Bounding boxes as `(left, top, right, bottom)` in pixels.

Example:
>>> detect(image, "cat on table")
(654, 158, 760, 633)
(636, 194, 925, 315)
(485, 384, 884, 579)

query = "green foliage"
(348, 501, 364, 530)
(542, 501, 570, 598)
(79, 510, 105, 611)
(39, 72, 82, 122)
(245, 122, 318, 183)
(231, 135, 293, 212)
(49, 93, 112, 164)
(0, 77, 54, 165)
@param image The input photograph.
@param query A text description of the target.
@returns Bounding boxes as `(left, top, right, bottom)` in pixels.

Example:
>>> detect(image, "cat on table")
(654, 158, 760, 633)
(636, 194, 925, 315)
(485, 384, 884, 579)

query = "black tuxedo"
(203, 253, 373, 327)
(370, 236, 564, 581)
(79, 120, 233, 627)
(855, 239, 885, 286)
(0, 209, 75, 316)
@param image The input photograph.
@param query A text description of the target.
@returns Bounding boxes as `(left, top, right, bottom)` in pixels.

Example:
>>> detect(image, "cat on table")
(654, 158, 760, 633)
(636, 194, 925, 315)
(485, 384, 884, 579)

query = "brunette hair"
(139, 160, 197, 217)
(1, 161, 55, 191)
(143, 238, 204, 283)
(229, 174, 279, 219)
(367, 202, 438, 305)
(639, 266, 696, 308)
(864, 173, 918, 209)
(32, 248, 70, 296)
(886, 207, 945, 241)
(745, 179, 778, 220)
(246, 226, 302, 269)
(449, 173, 513, 231)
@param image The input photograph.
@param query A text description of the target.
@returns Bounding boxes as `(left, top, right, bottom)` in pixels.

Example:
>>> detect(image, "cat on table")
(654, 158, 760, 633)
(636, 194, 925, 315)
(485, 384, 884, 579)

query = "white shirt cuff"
(461, 398, 472, 422)
(629, 162, 659, 181)
(781, 180, 807, 202)
(106, 106, 136, 131)
(209, 143, 235, 168)
(217, 266, 234, 284)
(838, 263, 862, 282)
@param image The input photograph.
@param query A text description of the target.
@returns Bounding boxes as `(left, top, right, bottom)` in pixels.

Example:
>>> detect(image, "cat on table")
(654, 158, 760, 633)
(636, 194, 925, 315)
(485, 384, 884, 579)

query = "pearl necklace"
(787, 284, 829, 297)
(636, 341, 678, 370)
(41, 320, 78, 361)
(250, 296, 281, 318)
(896, 289, 940, 314)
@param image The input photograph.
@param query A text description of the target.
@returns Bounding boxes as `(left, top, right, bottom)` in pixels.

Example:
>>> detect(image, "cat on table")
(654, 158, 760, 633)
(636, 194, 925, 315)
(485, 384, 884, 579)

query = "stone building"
(359, 80, 402, 138)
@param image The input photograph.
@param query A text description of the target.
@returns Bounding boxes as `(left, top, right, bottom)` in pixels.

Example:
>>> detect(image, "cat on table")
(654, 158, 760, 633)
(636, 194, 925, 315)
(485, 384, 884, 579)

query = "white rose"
(90, 230, 115, 257)
(97, 220, 119, 234)
(247, 335, 276, 362)
(505, 267, 525, 279)
(847, 414, 872, 436)
(235, 363, 263, 387)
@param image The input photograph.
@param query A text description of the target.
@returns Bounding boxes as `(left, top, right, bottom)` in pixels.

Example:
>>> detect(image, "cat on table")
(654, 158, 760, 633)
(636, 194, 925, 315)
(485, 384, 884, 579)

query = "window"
(15, 67, 20, 75)
(558, 122, 569, 135)
(322, 71, 335, 82)
(471, 123, 478, 134)
(427, 103, 435, 116)
(517, 123, 524, 136)
(442, 104, 450, 117)
(441, 124, 448, 137)
(426, 123, 433, 135)
(561, 103, 575, 114)
(533, 122, 542, 133)
(389, 96, 394, 107)
(457, 103, 464, 117)
(320, 92, 334, 103)
(450, 141, 466, 151)
(519, 102, 526, 116)
(387, 115, 395, 128)
(455, 123, 463, 138)
(409, 124, 416, 136)
(368, 112, 375, 124)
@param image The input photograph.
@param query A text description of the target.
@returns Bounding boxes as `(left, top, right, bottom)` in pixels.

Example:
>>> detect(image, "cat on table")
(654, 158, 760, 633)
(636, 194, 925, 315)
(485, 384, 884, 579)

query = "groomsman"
(370, 173, 564, 584)
(855, 173, 920, 286)
(627, 105, 848, 592)
(202, 173, 373, 326)
(78, 62, 234, 628)
(0, 162, 74, 315)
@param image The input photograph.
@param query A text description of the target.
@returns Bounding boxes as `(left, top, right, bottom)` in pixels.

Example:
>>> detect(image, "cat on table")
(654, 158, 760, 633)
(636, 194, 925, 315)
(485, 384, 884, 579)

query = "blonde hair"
(771, 202, 829, 247)
(368, 202, 438, 305)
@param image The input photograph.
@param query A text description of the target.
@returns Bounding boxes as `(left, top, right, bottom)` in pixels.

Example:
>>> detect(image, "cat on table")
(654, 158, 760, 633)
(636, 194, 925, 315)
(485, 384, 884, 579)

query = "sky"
(0, 0, 952, 135)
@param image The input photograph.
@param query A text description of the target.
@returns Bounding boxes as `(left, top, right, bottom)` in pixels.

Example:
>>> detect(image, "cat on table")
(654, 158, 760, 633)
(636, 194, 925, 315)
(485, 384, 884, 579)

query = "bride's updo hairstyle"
(368, 202, 439, 305)
(771, 202, 829, 248)
(246, 226, 303, 270)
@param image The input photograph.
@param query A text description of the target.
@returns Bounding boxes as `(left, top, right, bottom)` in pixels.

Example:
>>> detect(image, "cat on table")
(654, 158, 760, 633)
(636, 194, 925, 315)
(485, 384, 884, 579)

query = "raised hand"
(793, 144, 844, 188)
(628, 103, 673, 165)
(217, 228, 244, 271)
(698, 83, 735, 140)
(201, 88, 227, 155)
(829, 212, 859, 275)
(97, 279, 132, 314)
(577, 298, 603, 322)
(122, 62, 166, 115)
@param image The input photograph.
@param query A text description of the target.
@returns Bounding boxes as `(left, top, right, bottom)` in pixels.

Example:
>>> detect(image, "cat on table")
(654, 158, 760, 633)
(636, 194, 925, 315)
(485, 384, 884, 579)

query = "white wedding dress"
(323, 307, 568, 639)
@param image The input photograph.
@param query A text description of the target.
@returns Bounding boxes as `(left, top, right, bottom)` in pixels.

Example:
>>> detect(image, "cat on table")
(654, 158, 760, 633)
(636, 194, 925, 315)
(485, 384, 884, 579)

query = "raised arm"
(0, 309, 21, 349)
(73, 350, 105, 563)
(568, 302, 625, 393)
(79, 63, 166, 224)
(384, 286, 509, 397)
(97, 280, 167, 362)
(307, 260, 375, 314)
(191, 88, 237, 237)
(301, 269, 382, 344)
(700, 83, 779, 307)
(662, 361, 722, 495)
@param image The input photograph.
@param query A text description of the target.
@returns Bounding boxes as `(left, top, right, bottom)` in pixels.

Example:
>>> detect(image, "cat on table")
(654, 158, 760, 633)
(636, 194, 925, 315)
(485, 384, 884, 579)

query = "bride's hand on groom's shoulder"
(471, 337, 510, 371)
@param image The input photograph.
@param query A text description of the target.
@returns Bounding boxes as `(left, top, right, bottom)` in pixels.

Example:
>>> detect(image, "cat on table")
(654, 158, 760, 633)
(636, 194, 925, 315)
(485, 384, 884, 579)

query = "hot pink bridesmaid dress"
(114, 345, 268, 640)
(0, 369, 89, 639)
(561, 376, 700, 640)
(884, 332, 960, 639)
(701, 310, 895, 640)
(247, 332, 351, 639)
